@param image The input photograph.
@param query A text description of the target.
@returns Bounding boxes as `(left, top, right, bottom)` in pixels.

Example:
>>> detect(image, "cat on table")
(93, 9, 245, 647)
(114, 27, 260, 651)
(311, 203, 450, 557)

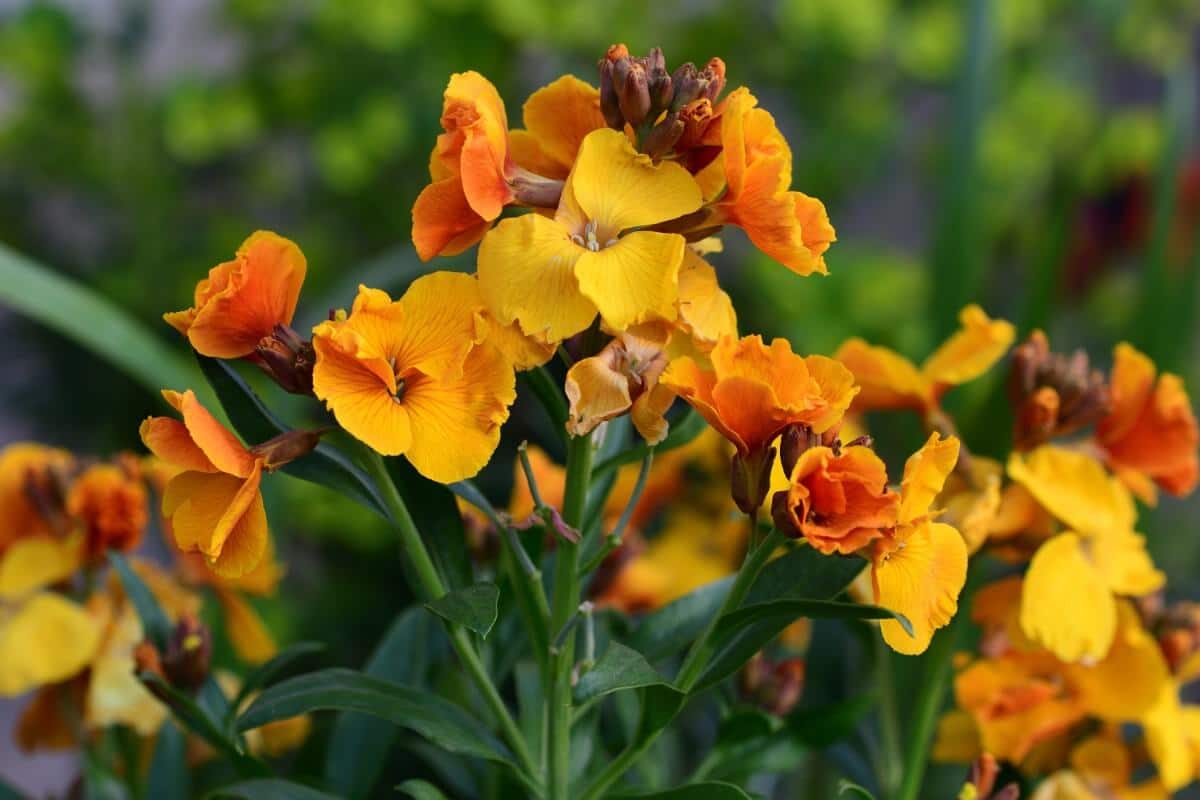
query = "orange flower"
(1096, 342, 1199, 503)
(706, 88, 835, 275)
(0, 442, 73, 553)
(164, 231, 307, 359)
(311, 272, 516, 483)
(412, 72, 516, 261)
(66, 462, 148, 563)
(565, 331, 675, 444)
(663, 334, 857, 457)
(178, 543, 284, 665)
(140, 390, 270, 578)
(836, 305, 1015, 416)
(662, 334, 857, 512)
(771, 444, 899, 555)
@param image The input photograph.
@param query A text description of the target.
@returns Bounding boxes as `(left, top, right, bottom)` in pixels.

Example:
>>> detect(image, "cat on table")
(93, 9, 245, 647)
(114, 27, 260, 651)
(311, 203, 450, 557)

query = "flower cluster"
(0, 441, 302, 756)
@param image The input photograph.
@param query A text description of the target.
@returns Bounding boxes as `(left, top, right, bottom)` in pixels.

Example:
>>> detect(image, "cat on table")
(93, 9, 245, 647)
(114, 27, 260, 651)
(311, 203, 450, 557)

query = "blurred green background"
(1, 0, 1198, 796)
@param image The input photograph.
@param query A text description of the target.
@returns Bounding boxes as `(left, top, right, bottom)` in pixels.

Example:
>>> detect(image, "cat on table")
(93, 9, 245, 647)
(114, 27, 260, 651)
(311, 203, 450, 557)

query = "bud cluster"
(253, 323, 315, 396)
(1008, 331, 1109, 451)
(599, 44, 726, 160)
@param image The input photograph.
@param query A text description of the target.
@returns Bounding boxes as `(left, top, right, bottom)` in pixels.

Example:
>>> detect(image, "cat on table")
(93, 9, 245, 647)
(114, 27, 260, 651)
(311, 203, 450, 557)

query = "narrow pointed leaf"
(627, 577, 733, 661)
(611, 781, 753, 799)
(209, 780, 342, 800)
(147, 722, 189, 799)
(397, 780, 451, 800)
(425, 583, 500, 638)
(108, 552, 171, 649)
(238, 668, 510, 764)
(228, 642, 325, 723)
(574, 642, 672, 704)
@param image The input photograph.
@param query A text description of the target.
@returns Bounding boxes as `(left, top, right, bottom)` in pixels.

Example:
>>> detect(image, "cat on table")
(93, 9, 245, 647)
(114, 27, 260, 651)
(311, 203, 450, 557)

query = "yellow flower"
(1008, 446, 1163, 662)
(478, 128, 703, 340)
(0, 442, 73, 554)
(508, 75, 607, 181)
(0, 536, 98, 697)
(835, 305, 1015, 416)
(870, 432, 968, 655)
(312, 272, 516, 483)
(565, 331, 675, 444)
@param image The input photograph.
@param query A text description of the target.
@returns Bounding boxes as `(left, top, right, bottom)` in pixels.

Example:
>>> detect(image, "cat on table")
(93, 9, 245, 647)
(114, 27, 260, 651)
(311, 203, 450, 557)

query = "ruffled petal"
(872, 520, 967, 655)
(575, 232, 684, 331)
(920, 305, 1015, 391)
(1020, 532, 1117, 662)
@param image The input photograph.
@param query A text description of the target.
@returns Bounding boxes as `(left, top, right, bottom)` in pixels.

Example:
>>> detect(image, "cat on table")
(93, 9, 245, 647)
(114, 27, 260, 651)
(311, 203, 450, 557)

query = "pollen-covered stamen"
(571, 220, 620, 252)
(388, 357, 408, 403)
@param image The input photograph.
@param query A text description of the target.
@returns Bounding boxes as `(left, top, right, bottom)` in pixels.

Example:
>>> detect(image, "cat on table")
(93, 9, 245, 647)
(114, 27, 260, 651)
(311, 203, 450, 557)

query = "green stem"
(521, 367, 570, 441)
(580, 528, 783, 800)
(578, 449, 655, 576)
(895, 598, 968, 800)
(876, 637, 903, 798)
(365, 453, 541, 788)
(547, 432, 594, 799)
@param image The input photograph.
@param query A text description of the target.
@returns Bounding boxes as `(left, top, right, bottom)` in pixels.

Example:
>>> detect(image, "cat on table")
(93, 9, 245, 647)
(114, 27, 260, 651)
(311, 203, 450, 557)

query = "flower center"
(392, 378, 407, 404)
(571, 220, 619, 252)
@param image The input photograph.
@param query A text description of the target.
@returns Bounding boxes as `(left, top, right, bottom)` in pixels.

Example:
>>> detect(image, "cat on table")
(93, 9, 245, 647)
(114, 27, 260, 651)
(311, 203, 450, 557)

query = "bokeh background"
(2, 0, 1199, 796)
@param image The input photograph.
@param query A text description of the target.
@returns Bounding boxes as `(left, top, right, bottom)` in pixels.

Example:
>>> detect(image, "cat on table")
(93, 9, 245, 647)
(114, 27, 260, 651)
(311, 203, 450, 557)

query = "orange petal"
(565, 349, 633, 437)
(311, 332, 413, 457)
(411, 176, 490, 261)
(172, 390, 256, 478)
(217, 589, 277, 664)
(442, 71, 512, 220)
(921, 305, 1015, 392)
(162, 466, 268, 578)
(520, 75, 605, 176)
(835, 338, 930, 412)
(139, 417, 215, 473)
(176, 231, 306, 359)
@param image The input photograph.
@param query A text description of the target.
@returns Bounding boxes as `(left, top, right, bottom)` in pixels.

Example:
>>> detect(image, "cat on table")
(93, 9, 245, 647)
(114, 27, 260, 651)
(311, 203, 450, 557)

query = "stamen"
(392, 378, 407, 404)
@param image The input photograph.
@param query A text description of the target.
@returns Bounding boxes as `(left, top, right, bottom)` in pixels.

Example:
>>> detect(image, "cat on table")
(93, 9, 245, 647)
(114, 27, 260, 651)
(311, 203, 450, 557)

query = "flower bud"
(739, 653, 806, 716)
(249, 429, 324, 470)
(1008, 331, 1109, 450)
(641, 114, 685, 160)
(254, 324, 315, 395)
(701, 57, 726, 102)
(730, 445, 776, 515)
(162, 615, 212, 692)
(619, 63, 652, 128)
(645, 47, 672, 112)
(779, 424, 821, 478)
(598, 55, 625, 130)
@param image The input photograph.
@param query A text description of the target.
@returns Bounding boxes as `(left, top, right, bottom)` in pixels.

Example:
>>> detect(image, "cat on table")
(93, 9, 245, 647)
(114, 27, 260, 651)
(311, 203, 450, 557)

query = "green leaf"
(387, 457, 474, 590)
(147, 721, 189, 799)
(694, 601, 909, 693)
(209, 779, 342, 800)
(425, 583, 500, 638)
(0, 778, 22, 800)
(626, 577, 733, 661)
(397, 780, 451, 800)
(519, 366, 569, 444)
(196, 355, 389, 517)
(788, 693, 877, 749)
(139, 673, 265, 777)
(592, 408, 706, 478)
(228, 641, 325, 723)
(838, 780, 877, 799)
(611, 782, 753, 799)
(574, 642, 673, 704)
(0, 242, 205, 401)
(744, 545, 866, 606)
(239, 668, 510, 764)
(323, 608, 434, 797)
(107, 552, 171, 649)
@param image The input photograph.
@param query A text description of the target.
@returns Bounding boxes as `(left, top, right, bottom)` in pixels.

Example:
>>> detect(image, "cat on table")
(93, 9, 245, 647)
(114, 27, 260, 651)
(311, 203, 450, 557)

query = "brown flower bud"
(1008, 330, 1110, 450)
(598, 52, 625, 130)
(641, 114, 685, 160)
(162, 615, 212, 692)
(249, 428, 324, 470)
(779, 424, 821, 478)
(701, 57, 726, 102)
(675, 98, 714, 150)
(730, 445, 776, 515)
(619, 63, 652, 128)
(739, 653, 806, 716)
(645, 47, 672, 112)
(254, 324, 315, 395)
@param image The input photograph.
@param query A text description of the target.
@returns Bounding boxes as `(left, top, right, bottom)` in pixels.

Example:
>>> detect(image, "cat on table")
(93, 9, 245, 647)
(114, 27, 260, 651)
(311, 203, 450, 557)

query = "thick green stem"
(365, 453, 540, 787)
(580, 528, 782, 800)
(876, 637, 903, 798)
(547, 433, 594, 799)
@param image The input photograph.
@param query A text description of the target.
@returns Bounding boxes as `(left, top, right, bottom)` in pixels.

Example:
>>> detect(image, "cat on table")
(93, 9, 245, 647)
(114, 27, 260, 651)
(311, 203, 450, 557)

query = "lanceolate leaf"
(425, 583, 500, 638)
(323, 609, 435, 797)
(574, 642, 673, 704)
(227, 642, 325, 723)
(0, 242, 205, 401)
(744, 544, 866, 607)
(626, 577, 733, 662)
(396, 780, 451, 800)
(147, 722, 189, 800)
(611, 781, 753, 799)
(238, 668, 510, 764)
(107, 552, 171, 649)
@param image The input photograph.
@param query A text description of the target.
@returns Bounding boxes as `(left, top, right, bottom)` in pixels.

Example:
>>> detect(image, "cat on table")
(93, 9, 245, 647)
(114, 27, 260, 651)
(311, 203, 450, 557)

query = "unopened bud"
(1008, 330, 1109, 450)
(675, 98, 714, 150)
(598, 58, 624, 130)
(701, 57, 726, 102)
(250, 428, 324, 470)
(739, 653, 806, 716)
(641, 114, 685, 159)
(779, 424, 820, 478)
(670, 63, 703, 109)
(254, 324, 315, 395)
(619, 64, 652, 128)
(162, 615, 212, 691)
(730, 445, 776, 515)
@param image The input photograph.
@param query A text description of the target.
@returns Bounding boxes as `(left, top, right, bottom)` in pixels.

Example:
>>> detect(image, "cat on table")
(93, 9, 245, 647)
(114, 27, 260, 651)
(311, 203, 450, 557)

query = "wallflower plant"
(2, 42, 1198, 800)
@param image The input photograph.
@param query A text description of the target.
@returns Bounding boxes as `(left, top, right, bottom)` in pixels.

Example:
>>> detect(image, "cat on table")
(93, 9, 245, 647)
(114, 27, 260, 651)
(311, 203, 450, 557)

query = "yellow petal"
(565, 351, 633, 437)
(163, 467, 269, 578)
(873, 521, 967, 655)
(1067, 602, 1168, 721)
(0, 593, 100, 696)
(1089, 528, 1164, 596)
(834, 338, 931, 412)
(477, 212, 596, 342)
(1143, 685, 1195, 791)
(920, 305, 1015, 389)
(85, 604, 166, 735)
(0, 534, 83, 600)
(675, 249, 737, 350)
(1008, 446, 1137, 538)
(898, 432, 960, 526)
(400, 342, 515, 483)
(1020, 532, 1116, 662)
(218, 589, 277, 665)
(520, 75, 605, 175)
(1029, 772, 1103, 800)
(566, 128, 703, 232)
(392, 271, 481, 381)
(575, 231, 684, 331)
(931, 709, 981, 764)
